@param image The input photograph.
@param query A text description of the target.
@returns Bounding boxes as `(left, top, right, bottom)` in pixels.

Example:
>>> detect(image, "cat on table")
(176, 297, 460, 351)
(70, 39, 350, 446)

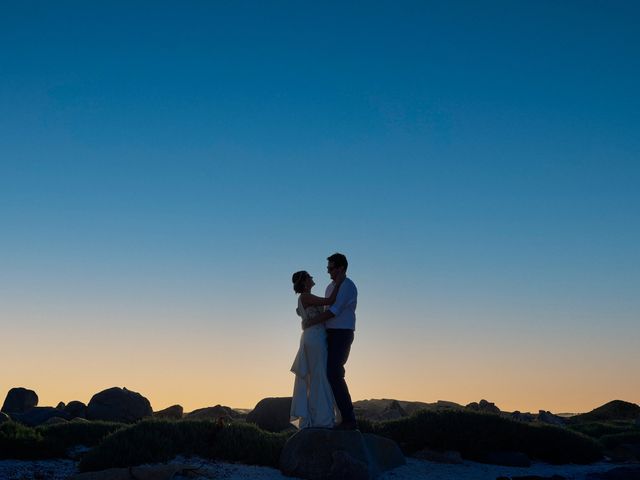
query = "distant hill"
(569, 400, 640, 423)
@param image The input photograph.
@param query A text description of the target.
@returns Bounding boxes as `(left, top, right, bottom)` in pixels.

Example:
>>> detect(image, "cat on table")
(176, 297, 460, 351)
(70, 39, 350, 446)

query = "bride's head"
(292, 270, 315, 294)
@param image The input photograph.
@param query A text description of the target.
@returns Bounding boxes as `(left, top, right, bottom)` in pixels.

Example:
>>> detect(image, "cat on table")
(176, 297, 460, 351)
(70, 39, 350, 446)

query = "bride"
(289, 270, 342, 428)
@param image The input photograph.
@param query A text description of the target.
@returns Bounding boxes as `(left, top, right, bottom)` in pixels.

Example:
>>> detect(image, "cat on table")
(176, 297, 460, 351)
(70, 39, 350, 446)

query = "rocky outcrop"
(64, 401, 88, 419)
(466, 399, 500, 414)
(185, 404, 239, 421)
(279, 428, 405, 479)
(10, 407, 71, 426)
(538, 410, 566, 426)
(510, 411, 535, 422)
(86, 387, 152, 423)
(246, 397, 293, 432)
(154, 404, 184, 420)
(2, 387, 38, 414)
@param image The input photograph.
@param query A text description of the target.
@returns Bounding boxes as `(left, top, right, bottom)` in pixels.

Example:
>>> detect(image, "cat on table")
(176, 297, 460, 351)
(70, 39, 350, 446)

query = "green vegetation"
(3, 411, 616, 470)
(359, 409, 602, 464)
(79, 419, 289, 472)
(1, 420, 125, 459)
(1, 421, 46, 459)
(569, 420, 636, 439)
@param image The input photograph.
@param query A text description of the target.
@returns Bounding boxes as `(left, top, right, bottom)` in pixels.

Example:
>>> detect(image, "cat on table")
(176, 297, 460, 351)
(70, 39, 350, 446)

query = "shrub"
(210, 422, 289, 467)
(600, 431, 640, 449)
(369, 409, 602, 464)
(79, 419, 219, 472)
(569, 421, 636, 439)
(38, 420, 125, 451)
(0, 421, 49, 459)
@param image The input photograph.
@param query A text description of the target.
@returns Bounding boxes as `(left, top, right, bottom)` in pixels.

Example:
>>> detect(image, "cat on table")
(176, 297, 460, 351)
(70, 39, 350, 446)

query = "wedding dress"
(290, 296, 337, 429)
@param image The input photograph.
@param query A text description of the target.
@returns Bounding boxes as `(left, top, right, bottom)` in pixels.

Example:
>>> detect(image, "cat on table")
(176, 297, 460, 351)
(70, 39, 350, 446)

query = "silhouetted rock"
(246, 397, 293, 432)
(0, 412, 9, 424)
(10, 407, 70, 426)
(56, 402, 66, 409)
(570, 400, 640, 423)
(185, 404, 239, 421)
(154, 404, 183, 420)
(466, 399, 500, 414)
(87, 387, 152, 423)
(2, 387, 38, 414)
(279, 428, 405, 479)
(538, 410, 566, 426)
(481, 451, 530, 467)
(64, 400, 87, 419)
(511, 411, 535, 422)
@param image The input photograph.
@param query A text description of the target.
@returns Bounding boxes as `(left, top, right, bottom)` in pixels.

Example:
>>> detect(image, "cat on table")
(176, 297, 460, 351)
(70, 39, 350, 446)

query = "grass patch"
(0, 421, 48, 459)
(600, 431, 640, 449)
(361, 409, 602, 464)
(39, 421, 125, 451)
(569, 421, 637, 439)
(78, 419, 290, 472)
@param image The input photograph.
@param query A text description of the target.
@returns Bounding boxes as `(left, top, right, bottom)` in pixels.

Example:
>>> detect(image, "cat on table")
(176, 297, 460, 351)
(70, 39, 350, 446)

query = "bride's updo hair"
(292, 270, 309, 294)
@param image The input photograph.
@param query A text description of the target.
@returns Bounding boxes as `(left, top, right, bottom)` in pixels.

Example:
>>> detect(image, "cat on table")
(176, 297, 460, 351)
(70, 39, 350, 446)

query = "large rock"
(185, 404, 239, 421)
(2, 387, 38, 414)
(279, 428, 405, 479)
(10, 407, 71, 426)
(538, 410, 566, 426)
(87, 387, 152, 423)
(154, 404, 183, 420)
(246, 397, 293, 432)
(64, 401, 88, 419)
(466, 399, 500, 415)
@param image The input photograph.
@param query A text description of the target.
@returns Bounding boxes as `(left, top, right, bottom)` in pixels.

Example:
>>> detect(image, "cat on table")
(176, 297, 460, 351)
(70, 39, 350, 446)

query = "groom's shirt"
(324, 277, 357, 330)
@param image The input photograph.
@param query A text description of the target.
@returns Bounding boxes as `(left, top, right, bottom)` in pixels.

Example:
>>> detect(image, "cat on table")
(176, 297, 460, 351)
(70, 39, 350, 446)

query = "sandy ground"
(0, 456, 627, 479)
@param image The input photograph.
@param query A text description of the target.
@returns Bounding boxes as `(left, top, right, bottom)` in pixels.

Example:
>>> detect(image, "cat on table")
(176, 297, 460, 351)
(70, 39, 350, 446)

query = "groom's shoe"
(334, 420, 358, 431)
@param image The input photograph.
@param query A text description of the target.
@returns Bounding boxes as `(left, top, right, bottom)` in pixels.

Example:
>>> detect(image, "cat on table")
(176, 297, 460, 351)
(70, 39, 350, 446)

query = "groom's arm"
(302, 310, 335, 329)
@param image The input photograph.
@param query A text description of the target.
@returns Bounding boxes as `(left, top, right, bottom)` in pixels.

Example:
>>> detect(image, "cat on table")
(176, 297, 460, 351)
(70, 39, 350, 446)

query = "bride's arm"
(300, 282, 341, 308)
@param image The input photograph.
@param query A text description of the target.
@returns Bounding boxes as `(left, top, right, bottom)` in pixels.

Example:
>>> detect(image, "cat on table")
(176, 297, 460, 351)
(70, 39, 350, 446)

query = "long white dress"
(290, 297, 337, 429)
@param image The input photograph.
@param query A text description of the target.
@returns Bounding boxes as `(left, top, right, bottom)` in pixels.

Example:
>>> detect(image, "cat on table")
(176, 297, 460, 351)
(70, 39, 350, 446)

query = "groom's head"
(327, 253, 348, 282)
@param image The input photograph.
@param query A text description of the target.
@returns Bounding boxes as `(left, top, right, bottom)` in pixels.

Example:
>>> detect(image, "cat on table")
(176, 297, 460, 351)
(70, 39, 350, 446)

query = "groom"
(310, 252, 358, 430)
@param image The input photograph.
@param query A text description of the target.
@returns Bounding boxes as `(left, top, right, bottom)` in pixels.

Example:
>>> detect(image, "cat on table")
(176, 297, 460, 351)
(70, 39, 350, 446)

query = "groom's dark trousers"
(326, 328, 356, 423)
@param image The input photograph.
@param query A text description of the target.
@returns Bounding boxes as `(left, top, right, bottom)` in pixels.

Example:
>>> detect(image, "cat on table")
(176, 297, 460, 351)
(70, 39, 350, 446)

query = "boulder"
(246, 397, 293, 432)
(87, 387, 152, 423)
(2, 387, 38, 414)
(64, 401, 88, 419)
(154, 404, 184, 420)
(465, 399, 500, 414)
(57, 402, 66, 409)
(511, 411, 535, 422)
(185, 404, 240, 421)
(0, 412, 10, 424)
(538, 410, 566, 426)
(10, 407, 71, 426)
(279, 428, 405, 479)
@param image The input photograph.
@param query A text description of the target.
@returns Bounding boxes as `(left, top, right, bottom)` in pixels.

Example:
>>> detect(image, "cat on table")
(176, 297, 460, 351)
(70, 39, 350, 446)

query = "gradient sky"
(1, 1, 639, 414)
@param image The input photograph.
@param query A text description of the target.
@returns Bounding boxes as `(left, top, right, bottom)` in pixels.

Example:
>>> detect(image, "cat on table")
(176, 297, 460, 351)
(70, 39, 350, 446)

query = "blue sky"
(1, 1, 639, 411)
